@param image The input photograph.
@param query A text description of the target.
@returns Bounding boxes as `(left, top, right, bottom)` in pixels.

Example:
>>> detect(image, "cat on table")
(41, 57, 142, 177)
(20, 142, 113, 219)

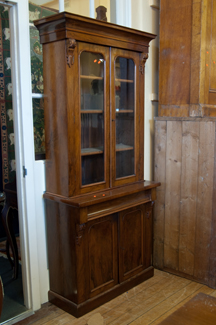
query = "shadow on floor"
(0, 255, 27, 323)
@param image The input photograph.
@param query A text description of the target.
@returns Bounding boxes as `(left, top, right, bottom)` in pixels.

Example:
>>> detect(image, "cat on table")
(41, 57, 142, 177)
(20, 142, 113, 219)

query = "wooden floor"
(16, 269, 216, 325)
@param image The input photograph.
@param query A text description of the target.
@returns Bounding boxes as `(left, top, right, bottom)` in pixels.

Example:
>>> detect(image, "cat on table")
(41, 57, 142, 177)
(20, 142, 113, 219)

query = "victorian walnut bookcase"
(35, 12, 160, 317)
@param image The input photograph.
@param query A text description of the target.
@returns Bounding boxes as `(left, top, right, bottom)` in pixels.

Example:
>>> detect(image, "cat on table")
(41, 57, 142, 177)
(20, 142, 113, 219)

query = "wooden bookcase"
(35, 12, 160, 317)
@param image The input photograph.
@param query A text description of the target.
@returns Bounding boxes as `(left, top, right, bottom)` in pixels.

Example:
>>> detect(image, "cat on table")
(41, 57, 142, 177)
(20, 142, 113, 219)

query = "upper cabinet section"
(159, 0, 216, 117)
(34, 12, 155, 197)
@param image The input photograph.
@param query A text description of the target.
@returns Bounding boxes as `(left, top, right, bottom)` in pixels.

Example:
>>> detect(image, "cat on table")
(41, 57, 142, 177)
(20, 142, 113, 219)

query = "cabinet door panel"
(111, 49, 141, 187)
(119, 204, 153, 283)
(87, 214, 118, 298)
(77, 42, 110, 194)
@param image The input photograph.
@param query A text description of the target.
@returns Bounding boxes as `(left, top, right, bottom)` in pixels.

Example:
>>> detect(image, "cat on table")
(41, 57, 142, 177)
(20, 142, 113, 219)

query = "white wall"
(131, 0, 159, 181)
(95, 0, 110, 20)
(64, 0, 90, 17)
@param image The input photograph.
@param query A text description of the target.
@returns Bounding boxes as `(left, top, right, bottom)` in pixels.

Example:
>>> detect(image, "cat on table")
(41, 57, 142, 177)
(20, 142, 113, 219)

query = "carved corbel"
(66, 39, 77, 68)
(146, 201, 154, 219)
(75, 223, 86, 246)
(139, 53, 148, 74)
(146, 210, 151, 219)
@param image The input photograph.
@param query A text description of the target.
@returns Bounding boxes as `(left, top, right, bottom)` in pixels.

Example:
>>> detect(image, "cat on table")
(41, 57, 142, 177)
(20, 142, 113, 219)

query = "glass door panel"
(115, 57, 135, 178)
(80, 51, 105, 186)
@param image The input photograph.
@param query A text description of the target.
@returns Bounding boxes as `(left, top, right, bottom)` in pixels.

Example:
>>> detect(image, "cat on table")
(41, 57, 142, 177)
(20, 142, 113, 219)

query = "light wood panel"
(159, 0, 216, 117)
(210, 1, 216, 88)
(159, 0, 192, 107)
(153, 121, 166, 269)
(179, 121, 199, 275)
(190, 0, 202, 104)
(194, 121, 215, 282)
(164, 121, 182, 270)
(154, 117, 216, 288)
(209, 126, 216, 288)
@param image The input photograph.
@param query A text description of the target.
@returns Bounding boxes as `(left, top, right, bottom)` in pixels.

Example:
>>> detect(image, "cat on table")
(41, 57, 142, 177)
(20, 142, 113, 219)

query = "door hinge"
(23, 166, 27, 178)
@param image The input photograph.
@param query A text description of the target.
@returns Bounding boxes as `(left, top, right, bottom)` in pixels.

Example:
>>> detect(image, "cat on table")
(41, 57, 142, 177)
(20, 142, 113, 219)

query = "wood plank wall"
(154, 117, 216, 288)
(159, 0, 216, 117)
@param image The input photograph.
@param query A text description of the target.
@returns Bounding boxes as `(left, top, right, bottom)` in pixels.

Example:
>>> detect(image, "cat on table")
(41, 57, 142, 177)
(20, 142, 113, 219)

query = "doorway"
(0, 4, 27, 323)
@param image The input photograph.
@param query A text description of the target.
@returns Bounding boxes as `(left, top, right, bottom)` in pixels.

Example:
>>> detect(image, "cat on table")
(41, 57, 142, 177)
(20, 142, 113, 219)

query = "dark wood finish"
(37, 12, 156, 197)
(35, 12, 159, 318)
(96, 5, 107, 22)
(111, 48, 140, 187)
(159, 293, 216, 325)
(119, 203, 153, 283)
(48, 267, 154, 318)
(34, 12, 156, 53)
(45, 182, 159, 316)
(88, 214, 118, 298)
(154, 117, 216, 288)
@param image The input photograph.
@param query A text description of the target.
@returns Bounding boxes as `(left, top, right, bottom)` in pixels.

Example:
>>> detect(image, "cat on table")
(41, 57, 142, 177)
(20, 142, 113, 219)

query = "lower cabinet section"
(45, 189, 156, 317)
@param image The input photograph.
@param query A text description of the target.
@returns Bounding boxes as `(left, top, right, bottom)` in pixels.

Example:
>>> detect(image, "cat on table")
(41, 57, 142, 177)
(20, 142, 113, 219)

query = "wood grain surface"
(159, 293, 216, 325)
(154, 118, 216, 287)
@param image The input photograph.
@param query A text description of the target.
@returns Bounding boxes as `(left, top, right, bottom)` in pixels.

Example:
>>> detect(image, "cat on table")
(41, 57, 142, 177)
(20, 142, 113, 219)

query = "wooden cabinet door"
(87, 214, 118, 298)
(110, 48, 142, 188)
(118, 203, 153, 283)
(75, 42, 110, 195)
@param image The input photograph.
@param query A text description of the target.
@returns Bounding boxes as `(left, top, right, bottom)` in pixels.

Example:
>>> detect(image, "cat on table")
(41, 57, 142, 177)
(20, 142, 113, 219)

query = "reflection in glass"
(33, 98, 45, 158)
(80, 52, 104, 111)
(80, 52, 105, 185)
(29, 1, 56, 160)
(115, 57, 135, 179)
(29, 1, 59, 13)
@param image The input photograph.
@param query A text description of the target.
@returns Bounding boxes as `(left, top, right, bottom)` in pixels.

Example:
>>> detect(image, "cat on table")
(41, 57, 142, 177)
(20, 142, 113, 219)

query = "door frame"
(2, 0, 42, 312)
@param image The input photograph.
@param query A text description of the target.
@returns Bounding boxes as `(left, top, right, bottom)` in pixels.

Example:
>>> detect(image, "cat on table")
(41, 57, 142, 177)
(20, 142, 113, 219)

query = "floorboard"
(14, 270, 216, 325)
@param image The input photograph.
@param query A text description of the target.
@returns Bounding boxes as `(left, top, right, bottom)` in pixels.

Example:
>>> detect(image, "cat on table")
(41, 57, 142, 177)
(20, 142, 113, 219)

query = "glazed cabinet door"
(77, 42, 110, 195)
(87, 214, 118, 298)
(110, 49, 142, 187)
(118, 203, 153, 283)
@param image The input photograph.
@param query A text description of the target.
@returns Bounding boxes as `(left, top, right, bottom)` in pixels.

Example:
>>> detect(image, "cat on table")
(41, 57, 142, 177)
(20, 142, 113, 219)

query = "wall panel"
(154, 117, 216, 287)
(178, 121, 199, 276)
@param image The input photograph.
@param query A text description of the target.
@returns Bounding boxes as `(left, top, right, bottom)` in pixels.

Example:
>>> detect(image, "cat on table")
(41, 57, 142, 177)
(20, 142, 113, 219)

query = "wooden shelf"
(81, 147, 104, 156)
(81, 110, 103, 114)
(116, 144, 134, 151)
(116, 110, 134, 113)
(80, 75, 103, 80)
(115, 78, 134, 83)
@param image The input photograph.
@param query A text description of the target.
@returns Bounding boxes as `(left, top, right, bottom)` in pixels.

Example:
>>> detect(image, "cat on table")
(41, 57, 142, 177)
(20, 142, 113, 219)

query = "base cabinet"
(45, 185, 157, 317)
